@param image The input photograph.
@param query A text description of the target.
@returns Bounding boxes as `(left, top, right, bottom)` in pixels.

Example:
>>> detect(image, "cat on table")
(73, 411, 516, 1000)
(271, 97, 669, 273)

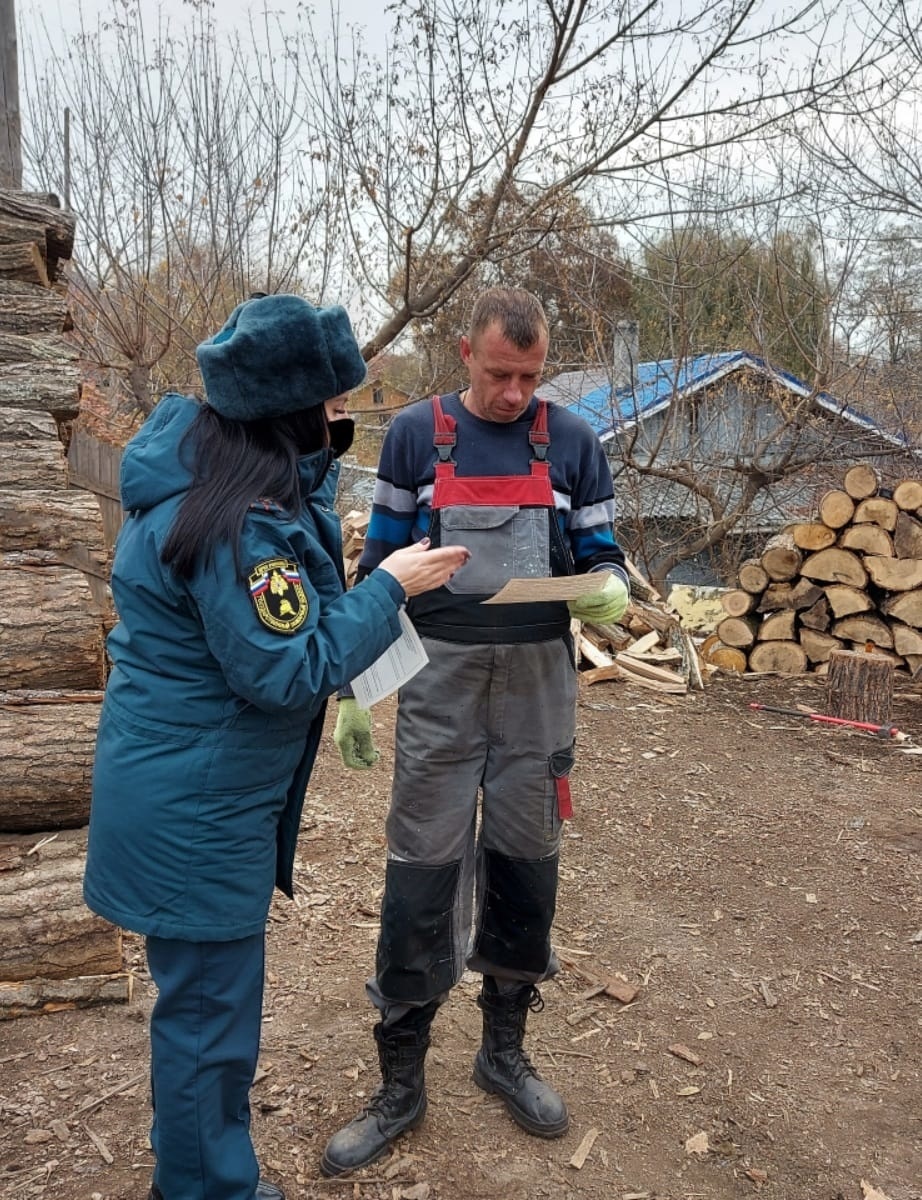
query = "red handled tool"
(748, 702, 902, 739)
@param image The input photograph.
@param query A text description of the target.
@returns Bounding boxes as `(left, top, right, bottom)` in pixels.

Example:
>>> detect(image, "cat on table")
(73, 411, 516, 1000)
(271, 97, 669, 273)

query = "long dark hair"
(161, 402, 329, 580)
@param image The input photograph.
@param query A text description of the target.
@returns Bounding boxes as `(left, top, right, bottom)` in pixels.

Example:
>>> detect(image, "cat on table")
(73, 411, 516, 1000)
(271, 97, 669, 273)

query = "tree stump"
(825, 649, 893, 724)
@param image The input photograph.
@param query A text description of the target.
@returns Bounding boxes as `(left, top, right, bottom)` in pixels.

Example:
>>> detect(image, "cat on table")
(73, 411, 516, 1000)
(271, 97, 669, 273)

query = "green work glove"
(333, 698, 379, 769)
(567, 573, 630, 625)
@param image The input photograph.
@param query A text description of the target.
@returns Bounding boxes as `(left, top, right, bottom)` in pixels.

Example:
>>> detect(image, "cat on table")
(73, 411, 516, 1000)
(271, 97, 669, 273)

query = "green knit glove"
(333, 698, 379, 769)
(567, 573, 630, 625)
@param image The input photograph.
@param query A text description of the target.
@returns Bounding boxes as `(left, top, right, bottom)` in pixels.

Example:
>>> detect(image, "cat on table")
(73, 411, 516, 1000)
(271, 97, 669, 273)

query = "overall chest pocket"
(439, 505, 550, 594)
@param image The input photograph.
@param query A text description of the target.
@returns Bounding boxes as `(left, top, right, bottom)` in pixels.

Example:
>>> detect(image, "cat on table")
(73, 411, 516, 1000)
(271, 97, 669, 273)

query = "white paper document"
(349, 609, 429, 708)
(482, 573, 609, 604)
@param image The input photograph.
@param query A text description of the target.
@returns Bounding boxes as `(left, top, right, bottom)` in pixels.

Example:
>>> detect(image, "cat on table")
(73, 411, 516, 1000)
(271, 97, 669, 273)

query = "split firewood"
(853, 496, 899, 531)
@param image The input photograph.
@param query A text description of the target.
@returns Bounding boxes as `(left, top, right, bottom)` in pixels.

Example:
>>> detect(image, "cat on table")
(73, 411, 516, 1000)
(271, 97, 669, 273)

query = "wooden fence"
(66, 426, 124, 550)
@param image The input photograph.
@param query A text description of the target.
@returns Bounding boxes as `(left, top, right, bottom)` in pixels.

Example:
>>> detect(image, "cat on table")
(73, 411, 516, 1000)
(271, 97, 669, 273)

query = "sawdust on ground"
(1, 671, 921, 1200)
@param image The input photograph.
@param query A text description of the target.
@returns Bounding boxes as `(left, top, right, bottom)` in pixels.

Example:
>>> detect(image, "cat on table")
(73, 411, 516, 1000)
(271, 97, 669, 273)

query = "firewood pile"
(703, 462, 922, 677)
(341, 511, 704, 693)
(0, 190, 129, 1019)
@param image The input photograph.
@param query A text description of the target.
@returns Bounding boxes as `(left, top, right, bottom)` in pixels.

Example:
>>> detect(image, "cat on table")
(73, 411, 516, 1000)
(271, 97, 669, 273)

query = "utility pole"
(0, 0, 21, 188)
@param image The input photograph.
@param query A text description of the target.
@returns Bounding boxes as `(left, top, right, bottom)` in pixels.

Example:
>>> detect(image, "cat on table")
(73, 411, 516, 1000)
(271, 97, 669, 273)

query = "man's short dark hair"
(469, 287, 548, 350)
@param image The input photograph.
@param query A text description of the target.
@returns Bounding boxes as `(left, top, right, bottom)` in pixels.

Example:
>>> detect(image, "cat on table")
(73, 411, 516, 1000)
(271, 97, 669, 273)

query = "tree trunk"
(0, 361, 81, 418)
(790, 522, 837, 551)
(737, 558, 769, 594)
(818, 490, 855, 528)
(0, 972, 132, 1020)
(720, 589, 757, 617)
(0, 189, 74, 259)
(0, 829, 123, 983)
(825, 649, 893, 724)
(716, 615, 758, 648)
(747, 640, 808, 674)
(757, 609, 797, 640)
(759, 531, 802, 581)
(0, 490, 108, 568)
(892, 478, 922, 512)
(842, 463, 880, 500)
(0, 693, 100, 830)
(0, 282, 70, 333)
(0, 408, 67, 488)
(0, 565, 106, 689)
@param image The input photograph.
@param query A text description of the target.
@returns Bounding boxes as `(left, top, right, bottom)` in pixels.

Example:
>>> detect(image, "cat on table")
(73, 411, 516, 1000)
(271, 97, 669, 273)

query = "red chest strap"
(431, 395, 551, 479)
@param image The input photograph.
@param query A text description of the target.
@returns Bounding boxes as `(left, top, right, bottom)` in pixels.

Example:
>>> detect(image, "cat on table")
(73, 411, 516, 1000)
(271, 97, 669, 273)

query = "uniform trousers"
(368, 636, 577, 1021)
(146, 933, 265, 1200)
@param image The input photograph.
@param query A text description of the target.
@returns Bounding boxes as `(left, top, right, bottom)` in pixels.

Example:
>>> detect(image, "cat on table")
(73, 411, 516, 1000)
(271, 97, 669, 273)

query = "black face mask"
(328, 416, 355, 458)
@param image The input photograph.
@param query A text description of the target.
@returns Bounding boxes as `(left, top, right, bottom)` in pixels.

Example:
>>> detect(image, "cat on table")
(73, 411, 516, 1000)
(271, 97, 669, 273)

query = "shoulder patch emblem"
(247, 558, 308, 634)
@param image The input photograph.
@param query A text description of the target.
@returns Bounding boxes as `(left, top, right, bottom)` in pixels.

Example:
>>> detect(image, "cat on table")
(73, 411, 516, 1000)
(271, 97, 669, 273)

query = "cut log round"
(826, 649, 893, 723)
(839, 524, 894, 557)
(0, 695, 99, 830)
(720, 589, 758, 617)
(825, 584, 874, 618)
(893, 511, 922, 560)
(853, 496, 899, 531)
(799, 627, 842, 663)
(818, 490, 855, 529)
(831, 614, 894, 649)
(799, 595, 831, 631)
(0, 565, 106, 689)
(801, 548, 867, 588)
(756, 578, 822, 612)
(842, 463, 880, 500)
(0, 829, 123, 983)
(747, 640, 808, 674)
(757, 609, 797, 640)
(881, 588, 922, 629)
(707, 643, 748, 673)
(864, 555, 922, 592)
(890, 622, 922, 659)
(791, 522, 837, 551)
(759, 531, 802, 582)
(892, 478, 922, 511)
(738, 558, 770, 594)
(716, 615, 759, 648)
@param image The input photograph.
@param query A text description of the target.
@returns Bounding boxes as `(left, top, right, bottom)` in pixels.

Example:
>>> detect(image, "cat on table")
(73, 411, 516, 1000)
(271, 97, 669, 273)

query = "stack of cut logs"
(0, 189, 129, 1019)
(707, 463, 922, 676)
(341, 512, 703, 692)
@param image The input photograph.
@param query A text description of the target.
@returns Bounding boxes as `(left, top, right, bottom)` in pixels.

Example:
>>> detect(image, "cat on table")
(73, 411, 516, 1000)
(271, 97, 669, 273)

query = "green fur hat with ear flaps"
(195, 294, 367, 421)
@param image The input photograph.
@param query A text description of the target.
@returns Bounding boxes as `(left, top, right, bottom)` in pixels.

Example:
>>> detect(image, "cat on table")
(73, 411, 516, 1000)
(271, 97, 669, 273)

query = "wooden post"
(825, 649, 894, 725)
(0, 0, 21, 189)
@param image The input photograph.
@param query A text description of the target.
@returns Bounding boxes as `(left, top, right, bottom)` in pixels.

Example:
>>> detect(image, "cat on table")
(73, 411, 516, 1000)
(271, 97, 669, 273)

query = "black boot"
(472, 979, 569, 1138)
(320, 1003, 436, 1177)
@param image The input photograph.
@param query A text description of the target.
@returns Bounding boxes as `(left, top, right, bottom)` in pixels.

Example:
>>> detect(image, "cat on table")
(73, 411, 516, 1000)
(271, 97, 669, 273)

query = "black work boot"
(472, 978, 569, 1137)
(319, 1003, 436, 1177)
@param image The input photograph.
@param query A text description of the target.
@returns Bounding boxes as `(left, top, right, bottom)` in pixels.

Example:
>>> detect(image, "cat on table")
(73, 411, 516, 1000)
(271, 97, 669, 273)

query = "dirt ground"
(1, 670, 921, 1200)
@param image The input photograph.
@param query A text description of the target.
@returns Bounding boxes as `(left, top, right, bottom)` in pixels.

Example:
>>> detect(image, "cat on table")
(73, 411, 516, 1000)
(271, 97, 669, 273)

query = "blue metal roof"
(561, 350, 908, 448)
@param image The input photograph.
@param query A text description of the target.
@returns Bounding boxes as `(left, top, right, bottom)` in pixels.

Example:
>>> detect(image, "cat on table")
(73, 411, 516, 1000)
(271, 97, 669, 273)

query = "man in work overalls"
(322, 287, 630, 1176)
